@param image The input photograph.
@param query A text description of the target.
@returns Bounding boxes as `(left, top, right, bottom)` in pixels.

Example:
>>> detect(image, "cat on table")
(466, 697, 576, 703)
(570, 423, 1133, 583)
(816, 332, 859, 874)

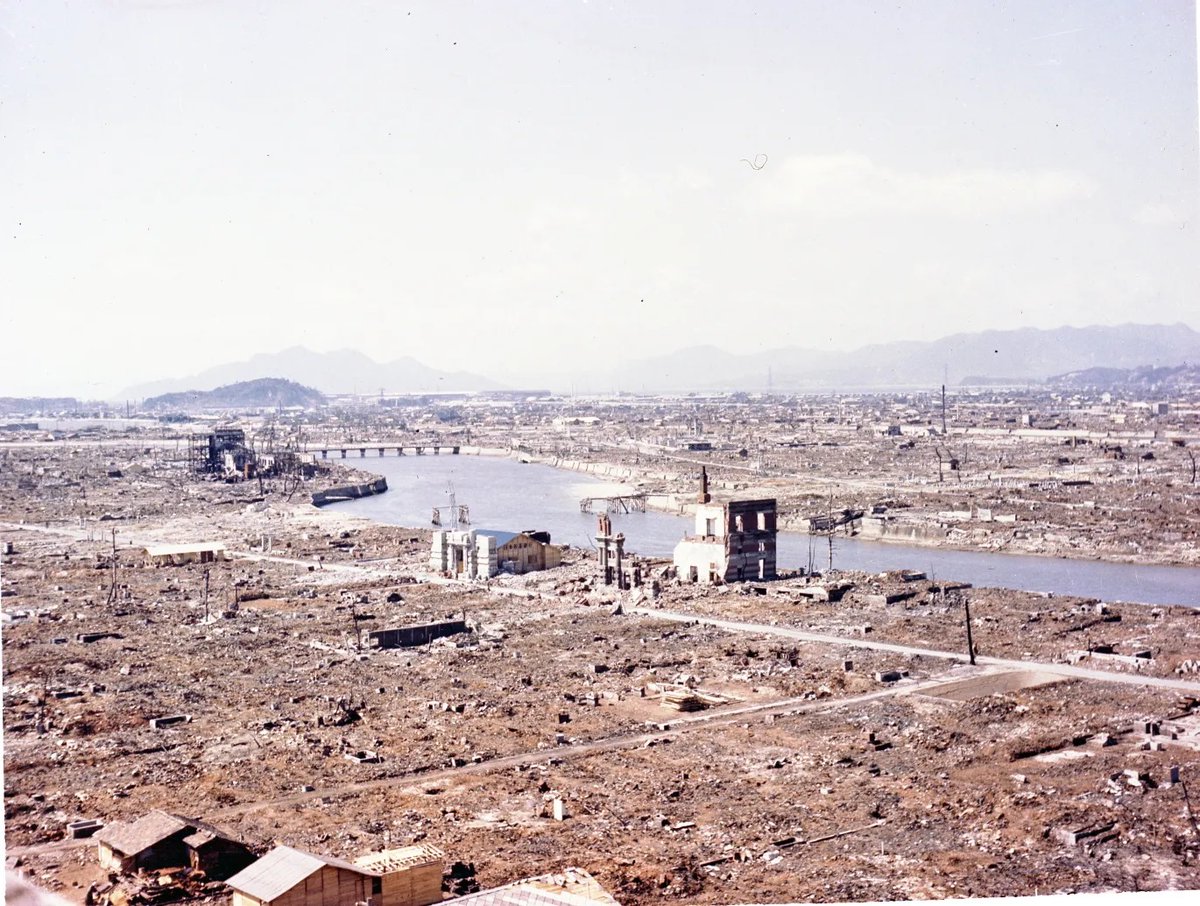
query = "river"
(324, 454, 1200, 607)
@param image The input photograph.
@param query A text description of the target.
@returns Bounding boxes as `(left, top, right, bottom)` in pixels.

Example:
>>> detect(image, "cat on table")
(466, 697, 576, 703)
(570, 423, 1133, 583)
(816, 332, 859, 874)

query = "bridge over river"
(306, 444, 460, 459)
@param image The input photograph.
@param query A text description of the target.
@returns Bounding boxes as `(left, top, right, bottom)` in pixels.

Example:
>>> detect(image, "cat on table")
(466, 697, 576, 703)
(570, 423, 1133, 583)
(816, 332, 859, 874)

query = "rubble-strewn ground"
(4, 411, 1200, 904)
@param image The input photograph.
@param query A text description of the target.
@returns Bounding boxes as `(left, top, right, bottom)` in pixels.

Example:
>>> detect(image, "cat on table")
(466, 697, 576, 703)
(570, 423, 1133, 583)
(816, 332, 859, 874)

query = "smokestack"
(699, 466, 711, 504)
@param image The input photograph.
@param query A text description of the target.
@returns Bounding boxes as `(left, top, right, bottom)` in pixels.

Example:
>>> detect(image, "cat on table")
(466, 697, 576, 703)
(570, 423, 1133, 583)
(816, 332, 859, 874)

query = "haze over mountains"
(121, 348, 502, 401)
(592, 323, 1200, 392)
(117, 323, 1200, 399)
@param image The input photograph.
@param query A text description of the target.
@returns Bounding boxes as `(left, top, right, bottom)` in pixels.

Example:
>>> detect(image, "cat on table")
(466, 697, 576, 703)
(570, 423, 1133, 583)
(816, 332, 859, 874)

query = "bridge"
(579, 494, 648, 514)
(306, 445, 460, 460)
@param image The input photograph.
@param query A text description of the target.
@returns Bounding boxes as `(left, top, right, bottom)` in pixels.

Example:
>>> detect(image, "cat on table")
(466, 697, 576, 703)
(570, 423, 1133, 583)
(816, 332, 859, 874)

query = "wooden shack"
(184, 827, 257, 879)
(354, 845, 444, 906)
(95, 810, 253, 879)
(96, 811, 192, 873)
(225, 845, 380, 906)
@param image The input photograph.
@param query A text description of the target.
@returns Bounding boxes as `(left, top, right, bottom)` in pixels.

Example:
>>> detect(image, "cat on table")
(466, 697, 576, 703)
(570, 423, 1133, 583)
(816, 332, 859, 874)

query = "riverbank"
(432, 446, 1200, 569)
(316, 451, 1200, 606)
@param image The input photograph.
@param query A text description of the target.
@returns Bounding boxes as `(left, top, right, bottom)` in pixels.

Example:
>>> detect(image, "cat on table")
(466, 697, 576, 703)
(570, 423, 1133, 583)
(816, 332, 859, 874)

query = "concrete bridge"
(307, 445, 460, 460)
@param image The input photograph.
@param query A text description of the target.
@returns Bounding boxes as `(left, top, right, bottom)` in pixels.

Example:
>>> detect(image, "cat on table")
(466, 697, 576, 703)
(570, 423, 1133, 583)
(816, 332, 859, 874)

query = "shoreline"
(320, 448, 1200, 574)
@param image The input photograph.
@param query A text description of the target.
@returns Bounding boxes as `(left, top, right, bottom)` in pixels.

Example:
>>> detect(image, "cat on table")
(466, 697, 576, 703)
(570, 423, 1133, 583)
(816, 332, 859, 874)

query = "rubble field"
(4, 426, 1200, 903)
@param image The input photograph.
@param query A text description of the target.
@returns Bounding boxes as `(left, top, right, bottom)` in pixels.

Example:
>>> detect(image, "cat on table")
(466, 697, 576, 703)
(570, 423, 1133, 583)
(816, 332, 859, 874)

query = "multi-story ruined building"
(673, 469, 777, 583)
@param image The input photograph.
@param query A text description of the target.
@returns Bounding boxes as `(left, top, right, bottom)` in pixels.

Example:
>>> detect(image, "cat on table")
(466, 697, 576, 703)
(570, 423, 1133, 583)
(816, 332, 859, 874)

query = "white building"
(429, 530, 498, 579)
(673, 498, 778, 584)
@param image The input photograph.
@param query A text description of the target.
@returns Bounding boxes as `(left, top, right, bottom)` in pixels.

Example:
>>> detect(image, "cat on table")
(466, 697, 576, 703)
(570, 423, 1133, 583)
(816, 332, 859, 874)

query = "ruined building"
(673, 468, 777, 583)
(430, 529, 561, 579)
(429, 530, 498, 580)
(188, 428, 256, 477)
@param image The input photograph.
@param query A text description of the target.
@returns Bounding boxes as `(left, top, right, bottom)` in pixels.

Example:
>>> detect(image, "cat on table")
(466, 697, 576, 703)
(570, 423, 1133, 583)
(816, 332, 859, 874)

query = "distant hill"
(581, 323, 1200, 391)
(120, 347, 503, 400)
(1047, 363, 1200, 391)
(0, 397, 82, 415)
(143, 378, 326, 412)
(118, 323, 1200, 398)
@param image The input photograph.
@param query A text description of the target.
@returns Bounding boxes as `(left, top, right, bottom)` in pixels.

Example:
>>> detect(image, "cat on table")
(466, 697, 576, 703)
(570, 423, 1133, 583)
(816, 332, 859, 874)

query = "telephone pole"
(106, 528, 119, 605)
(826, 487, 835, 572)
(962, 593, 976, 666)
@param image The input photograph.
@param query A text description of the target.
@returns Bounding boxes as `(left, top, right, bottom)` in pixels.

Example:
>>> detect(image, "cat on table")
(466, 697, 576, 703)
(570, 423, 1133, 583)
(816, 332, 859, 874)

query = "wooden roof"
(94, 811, 191, 856)
(94, 810, 246, 858)
(354, 844, 444, 873)
(225, 845, 377, 902)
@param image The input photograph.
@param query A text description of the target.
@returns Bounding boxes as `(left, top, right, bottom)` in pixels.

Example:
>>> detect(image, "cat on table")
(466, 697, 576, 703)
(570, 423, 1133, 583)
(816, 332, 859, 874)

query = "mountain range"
(117, 323, 1200, 399)
(1047, 363, 1200, 391)
(582, 323, 1200, 392)
(121, 347, 501, 401)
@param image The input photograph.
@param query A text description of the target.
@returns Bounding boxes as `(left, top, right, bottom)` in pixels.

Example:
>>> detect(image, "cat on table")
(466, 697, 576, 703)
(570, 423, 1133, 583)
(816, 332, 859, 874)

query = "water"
(325, 454, 1200, 607)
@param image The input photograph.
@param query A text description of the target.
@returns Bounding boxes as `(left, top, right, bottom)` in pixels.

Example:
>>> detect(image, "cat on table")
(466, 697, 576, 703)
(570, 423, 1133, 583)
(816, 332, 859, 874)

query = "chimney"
(699, 467, 711, 504)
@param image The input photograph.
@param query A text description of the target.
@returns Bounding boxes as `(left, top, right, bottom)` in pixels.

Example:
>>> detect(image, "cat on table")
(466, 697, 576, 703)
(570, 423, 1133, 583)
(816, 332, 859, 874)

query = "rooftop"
(144, 542, 226, 557)
(451, 868, 618, 906)
(225, 845, 376, 902)
(93, 811, 191, 856)
(354, 844, 444, 873)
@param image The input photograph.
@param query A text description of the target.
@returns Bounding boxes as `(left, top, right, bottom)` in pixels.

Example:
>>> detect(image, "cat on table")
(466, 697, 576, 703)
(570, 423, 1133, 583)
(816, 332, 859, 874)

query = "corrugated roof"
(475, 529, 520, 547)
(452, 869, 618, 906)
(225, 845, 377, 902)
(94, 810, 191, 856)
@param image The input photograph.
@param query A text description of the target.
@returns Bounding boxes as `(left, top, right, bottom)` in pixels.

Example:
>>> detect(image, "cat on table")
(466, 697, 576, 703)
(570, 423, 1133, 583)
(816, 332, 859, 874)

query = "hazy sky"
(2, 1, 1198, 397)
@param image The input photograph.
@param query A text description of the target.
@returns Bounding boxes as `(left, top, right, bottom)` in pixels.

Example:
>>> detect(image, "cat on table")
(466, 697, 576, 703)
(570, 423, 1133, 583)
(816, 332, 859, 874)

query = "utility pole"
(827, 487, 835, 572)
(962, 592, 976, 666)
(106, 528, 119, 605)
(203, 567, 210, 622)
(941, 384, 948, 437)
(348, 597, 362, 651)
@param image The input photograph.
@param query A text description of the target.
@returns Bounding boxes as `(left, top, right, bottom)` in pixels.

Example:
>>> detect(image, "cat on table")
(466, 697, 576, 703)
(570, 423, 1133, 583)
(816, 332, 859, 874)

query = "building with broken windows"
(673, 495, 778, 584)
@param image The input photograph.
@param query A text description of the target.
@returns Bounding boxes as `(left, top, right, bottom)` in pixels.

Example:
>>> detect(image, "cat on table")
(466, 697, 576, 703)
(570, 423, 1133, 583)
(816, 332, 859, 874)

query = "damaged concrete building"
(673, 469, 778, 584)
(189, 429, 256, 477)
(430, 529, 561, 579)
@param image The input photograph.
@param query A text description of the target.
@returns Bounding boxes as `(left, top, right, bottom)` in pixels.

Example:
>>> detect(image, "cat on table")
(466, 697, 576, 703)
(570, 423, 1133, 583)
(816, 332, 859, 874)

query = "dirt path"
(4, 671, 957, 857)
(633, 608, 1200, 693)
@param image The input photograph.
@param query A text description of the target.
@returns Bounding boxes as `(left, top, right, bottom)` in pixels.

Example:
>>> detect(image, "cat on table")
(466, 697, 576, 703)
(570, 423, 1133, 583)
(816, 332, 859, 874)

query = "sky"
(1, 0, 1198, 398)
